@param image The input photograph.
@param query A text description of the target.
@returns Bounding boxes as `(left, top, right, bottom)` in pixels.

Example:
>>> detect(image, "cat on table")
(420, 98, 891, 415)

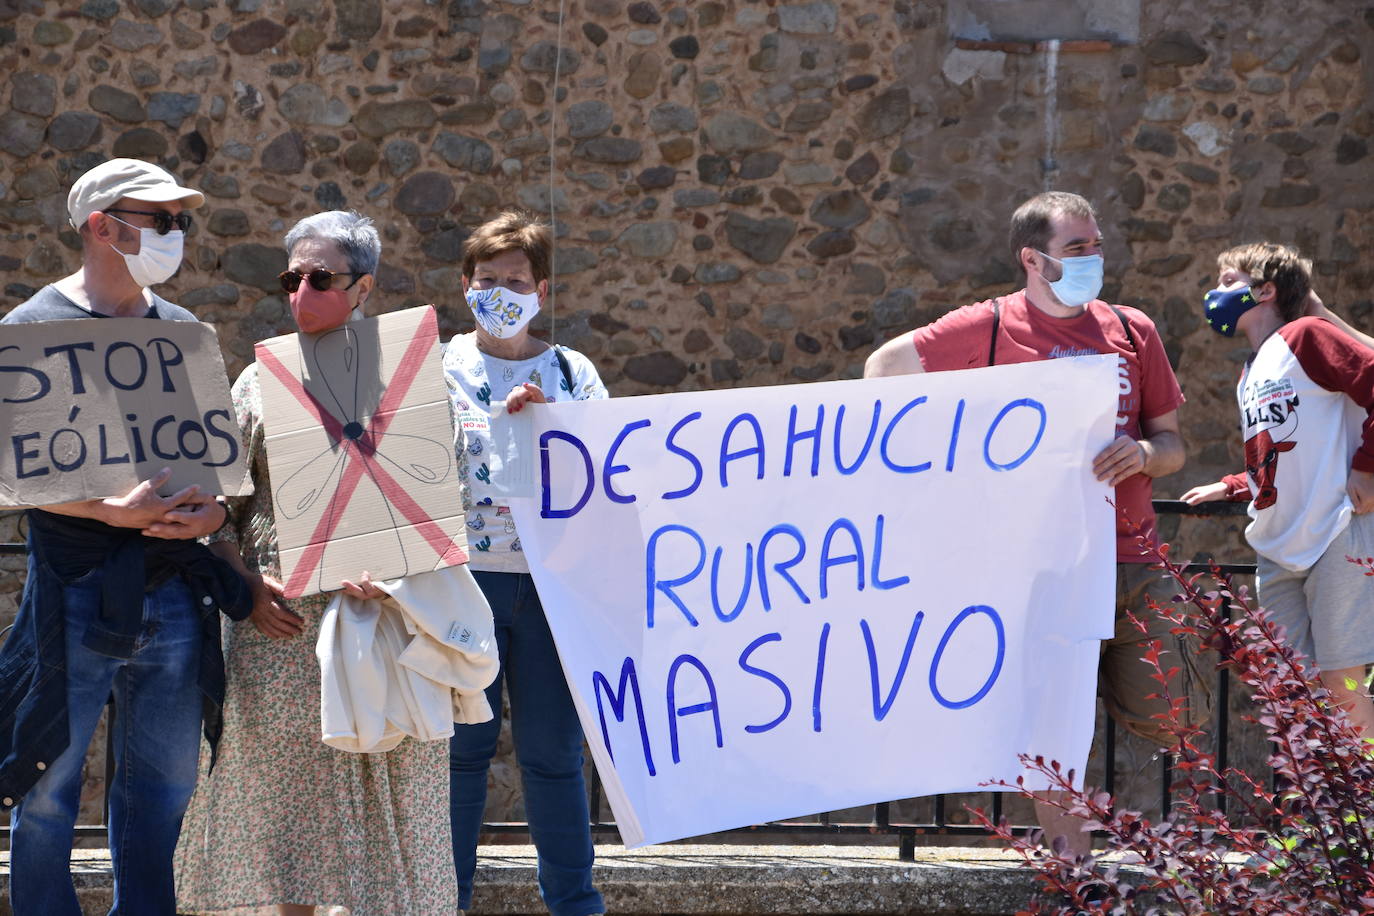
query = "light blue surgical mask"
(465, 285, 541, 339)
(1038, 251, 1104, 307)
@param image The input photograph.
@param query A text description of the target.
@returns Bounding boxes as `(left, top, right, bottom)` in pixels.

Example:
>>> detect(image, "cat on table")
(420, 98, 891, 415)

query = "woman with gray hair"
(173, 211, 460, 915)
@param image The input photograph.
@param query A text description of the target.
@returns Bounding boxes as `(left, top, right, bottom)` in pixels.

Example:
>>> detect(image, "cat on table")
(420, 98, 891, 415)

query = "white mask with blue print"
(466, 286, 540, 339)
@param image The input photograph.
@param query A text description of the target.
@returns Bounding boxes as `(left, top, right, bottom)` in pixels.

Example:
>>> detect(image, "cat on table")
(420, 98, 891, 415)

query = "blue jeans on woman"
(450, 571, 603, 916)
(10, 571, 203, 916)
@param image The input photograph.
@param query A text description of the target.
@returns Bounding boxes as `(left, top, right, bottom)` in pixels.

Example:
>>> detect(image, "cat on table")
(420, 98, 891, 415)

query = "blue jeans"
(450, 571, 603, 916)
(10, 571, 203, 916)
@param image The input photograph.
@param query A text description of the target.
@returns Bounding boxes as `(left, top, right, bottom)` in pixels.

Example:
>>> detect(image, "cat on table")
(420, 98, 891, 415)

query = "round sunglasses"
(103, 208, 193, 235)
(277, 268, 368, 294)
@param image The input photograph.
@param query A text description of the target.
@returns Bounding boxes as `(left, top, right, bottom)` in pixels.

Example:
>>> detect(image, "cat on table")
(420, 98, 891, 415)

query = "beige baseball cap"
(67, 158, 205, 230)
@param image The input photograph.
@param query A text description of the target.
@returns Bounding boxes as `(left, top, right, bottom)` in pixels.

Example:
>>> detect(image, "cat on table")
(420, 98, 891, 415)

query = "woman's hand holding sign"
(340, 570, 386, 601)
(504, 382, 548, 414)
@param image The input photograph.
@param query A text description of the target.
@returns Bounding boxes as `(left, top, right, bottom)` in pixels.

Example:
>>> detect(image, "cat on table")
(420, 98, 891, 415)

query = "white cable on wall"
(546, 0, 567, 343)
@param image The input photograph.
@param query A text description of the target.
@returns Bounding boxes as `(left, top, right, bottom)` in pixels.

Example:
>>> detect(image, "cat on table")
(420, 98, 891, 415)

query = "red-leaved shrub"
(973, 542, 1374, 915)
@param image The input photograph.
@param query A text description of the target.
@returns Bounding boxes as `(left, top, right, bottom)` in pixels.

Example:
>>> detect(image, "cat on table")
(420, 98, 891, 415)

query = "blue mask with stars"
(1203, 285, 1259, 337)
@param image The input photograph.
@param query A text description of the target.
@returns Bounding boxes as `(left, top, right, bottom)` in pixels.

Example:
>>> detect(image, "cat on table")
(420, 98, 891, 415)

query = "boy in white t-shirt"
(1184, 242, 1374, 737)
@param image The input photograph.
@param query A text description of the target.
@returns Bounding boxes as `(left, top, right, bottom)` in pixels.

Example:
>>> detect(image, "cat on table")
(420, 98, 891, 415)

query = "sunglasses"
(102, 208, 193, 235)
(277, 268, 367, 294)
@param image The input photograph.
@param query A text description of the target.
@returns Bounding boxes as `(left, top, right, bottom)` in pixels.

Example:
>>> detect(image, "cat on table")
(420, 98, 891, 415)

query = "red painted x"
(255, 309, 467, 598)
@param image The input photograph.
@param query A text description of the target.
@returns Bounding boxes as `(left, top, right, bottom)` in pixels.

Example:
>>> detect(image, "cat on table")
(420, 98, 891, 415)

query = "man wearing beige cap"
(0, 158, 251, 915)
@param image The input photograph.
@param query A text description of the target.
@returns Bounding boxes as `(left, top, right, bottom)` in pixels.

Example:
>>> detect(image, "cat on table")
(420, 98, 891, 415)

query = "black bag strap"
(553, 344, 575, 395)
(989, 298, 1135, 367)
(1108, 304, 1137, 352)
(988, 297, 1003, 367)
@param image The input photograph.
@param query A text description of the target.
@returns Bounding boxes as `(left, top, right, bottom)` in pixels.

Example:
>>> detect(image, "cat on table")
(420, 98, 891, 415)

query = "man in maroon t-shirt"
(866, 191, 1199, 856)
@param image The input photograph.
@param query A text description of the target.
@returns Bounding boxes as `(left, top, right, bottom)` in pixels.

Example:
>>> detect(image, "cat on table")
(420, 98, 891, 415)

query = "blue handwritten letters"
(511, 356, 1120, 847)
(0, 318, 248, 505)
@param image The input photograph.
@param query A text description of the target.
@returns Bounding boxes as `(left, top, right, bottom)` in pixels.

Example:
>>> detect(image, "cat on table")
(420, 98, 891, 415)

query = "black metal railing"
(0, 499, 1257, 858)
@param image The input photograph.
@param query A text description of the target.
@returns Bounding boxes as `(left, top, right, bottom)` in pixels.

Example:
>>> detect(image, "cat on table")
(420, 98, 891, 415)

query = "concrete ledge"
(476, 845, 1042, 914)
(1, 844, 1056, 915)
(0, 848, 116, 916)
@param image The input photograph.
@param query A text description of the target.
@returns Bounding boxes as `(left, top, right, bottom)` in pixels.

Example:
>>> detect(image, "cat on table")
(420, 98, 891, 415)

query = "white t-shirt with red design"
(1220, 317, 1374, 571)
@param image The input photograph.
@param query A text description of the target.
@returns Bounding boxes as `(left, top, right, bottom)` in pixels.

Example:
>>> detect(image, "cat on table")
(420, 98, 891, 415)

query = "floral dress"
(173, 363, 458, 916)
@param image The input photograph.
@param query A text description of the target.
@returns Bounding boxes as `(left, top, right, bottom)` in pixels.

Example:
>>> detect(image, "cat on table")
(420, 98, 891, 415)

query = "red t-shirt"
(911, 291, 1185, 562)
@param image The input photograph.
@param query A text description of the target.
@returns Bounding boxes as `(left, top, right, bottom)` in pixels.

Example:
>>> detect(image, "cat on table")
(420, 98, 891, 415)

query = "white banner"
(509, 356, 1119, 847)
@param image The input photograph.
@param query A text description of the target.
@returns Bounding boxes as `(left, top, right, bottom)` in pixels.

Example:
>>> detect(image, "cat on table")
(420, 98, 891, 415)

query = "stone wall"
(0, 0, 1371, 832)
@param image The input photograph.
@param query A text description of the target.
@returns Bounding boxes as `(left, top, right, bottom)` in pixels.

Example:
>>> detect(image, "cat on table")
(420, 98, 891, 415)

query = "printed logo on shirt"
(1240, 377, 1300, 511)
(1114, 355, 1137, 430)
(446, 621, 474, 646)
(1243, 377, 1300, 430)
(1045, 346, 1135, 431)
(1046, 345, 1100, 359)
(459, 410, 490, 435)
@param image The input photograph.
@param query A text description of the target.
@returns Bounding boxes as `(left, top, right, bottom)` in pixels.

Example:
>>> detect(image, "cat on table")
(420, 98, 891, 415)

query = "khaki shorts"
(1098, 562, 1213, 747)
(1256, 511, 1374, 672)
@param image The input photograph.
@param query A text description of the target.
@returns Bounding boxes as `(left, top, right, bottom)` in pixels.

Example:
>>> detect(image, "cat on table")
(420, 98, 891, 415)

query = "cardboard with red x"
(255, 305, 469, 599)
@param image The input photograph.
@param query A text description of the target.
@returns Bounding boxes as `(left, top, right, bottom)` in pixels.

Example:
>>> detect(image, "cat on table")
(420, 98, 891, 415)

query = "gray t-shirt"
(1, 284, 194, 324)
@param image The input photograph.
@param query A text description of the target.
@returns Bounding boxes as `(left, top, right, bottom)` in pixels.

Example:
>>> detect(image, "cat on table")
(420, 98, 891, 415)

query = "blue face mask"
(1038, 251, 1104, 307)
(1202, 285, 1258, 336)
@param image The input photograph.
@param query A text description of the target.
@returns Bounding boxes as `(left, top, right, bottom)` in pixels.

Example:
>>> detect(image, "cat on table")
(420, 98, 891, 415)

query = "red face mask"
(290, 285, 353, 334)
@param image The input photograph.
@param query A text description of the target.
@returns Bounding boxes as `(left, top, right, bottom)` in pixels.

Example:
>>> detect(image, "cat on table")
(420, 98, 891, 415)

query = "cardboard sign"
(508, 356, 1120, 847)
(0, 317, 251, 506)
(255, 306, 468, 599)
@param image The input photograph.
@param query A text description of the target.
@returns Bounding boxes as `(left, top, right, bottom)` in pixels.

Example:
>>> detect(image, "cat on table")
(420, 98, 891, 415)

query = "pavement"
(0, 843, 1069, 915)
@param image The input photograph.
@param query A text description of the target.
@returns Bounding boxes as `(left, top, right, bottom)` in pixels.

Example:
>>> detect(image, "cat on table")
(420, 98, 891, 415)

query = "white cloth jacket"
(317, 565, 500, 753)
